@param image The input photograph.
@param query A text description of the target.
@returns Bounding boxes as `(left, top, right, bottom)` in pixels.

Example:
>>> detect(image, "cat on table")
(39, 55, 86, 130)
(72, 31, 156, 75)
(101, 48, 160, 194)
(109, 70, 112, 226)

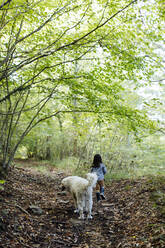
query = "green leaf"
(0, 180, 6, 184)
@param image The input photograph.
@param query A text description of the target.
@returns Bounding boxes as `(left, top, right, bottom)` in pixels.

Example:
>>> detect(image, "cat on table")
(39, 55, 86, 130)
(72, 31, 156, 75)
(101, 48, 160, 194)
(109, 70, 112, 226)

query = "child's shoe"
(100, 193, 106, 200)
(100, 187, 106, 200)
(96, 192, 101, 202)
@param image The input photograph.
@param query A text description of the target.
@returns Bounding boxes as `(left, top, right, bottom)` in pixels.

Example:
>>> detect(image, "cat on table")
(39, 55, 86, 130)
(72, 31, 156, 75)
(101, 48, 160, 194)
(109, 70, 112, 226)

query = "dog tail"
(86, 173, 98, 187)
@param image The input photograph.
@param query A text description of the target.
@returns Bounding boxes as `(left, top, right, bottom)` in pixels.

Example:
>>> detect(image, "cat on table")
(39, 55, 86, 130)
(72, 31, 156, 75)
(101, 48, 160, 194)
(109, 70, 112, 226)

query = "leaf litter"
(0, 162, 164, 248)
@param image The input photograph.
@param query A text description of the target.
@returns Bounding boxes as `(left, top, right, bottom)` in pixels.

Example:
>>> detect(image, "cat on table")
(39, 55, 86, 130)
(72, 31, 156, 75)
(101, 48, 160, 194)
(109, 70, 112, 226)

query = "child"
(91, 154, 107, 202)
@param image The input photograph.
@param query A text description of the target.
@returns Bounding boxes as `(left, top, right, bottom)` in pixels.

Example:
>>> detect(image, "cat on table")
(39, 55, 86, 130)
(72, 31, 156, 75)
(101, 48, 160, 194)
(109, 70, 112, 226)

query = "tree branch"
(0, 0, 138, 82)
(0, 0, 12, 10)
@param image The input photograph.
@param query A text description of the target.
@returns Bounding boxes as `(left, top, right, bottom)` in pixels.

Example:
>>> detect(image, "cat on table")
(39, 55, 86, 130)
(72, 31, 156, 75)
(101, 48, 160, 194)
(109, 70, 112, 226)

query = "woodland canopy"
(0, 0, 165, 178)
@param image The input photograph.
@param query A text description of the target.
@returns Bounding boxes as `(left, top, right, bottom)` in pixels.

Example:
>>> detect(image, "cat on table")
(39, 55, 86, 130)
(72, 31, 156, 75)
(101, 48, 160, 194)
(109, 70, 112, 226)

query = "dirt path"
(0, 163, 164, 247)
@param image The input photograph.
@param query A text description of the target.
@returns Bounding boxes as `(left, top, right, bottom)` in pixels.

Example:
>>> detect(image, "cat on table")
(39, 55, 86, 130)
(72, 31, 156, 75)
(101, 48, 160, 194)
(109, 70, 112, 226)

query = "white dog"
(61, 173, 97, 219)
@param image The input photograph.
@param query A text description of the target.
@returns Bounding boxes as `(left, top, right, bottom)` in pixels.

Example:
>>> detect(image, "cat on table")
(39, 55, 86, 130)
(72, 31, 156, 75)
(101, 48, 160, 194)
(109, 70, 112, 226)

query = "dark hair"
(92, 154, 102, 168)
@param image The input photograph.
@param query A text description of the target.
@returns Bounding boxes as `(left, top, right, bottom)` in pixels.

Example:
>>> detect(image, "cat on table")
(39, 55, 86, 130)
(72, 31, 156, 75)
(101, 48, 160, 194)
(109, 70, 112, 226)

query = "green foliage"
(0, 180, 5, 184)
(53, 156, 80, 174)
(0, 179, 5, 191)
(0, 0, 165, 171)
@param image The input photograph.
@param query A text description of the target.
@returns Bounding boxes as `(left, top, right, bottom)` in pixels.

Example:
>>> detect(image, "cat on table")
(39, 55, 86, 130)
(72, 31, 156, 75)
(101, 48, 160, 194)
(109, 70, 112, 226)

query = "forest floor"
(0, 160, 165, 248)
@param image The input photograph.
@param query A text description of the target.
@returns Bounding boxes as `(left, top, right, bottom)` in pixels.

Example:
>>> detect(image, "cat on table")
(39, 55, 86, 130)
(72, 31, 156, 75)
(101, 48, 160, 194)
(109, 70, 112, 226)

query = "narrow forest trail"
(0, 161, 164, 248)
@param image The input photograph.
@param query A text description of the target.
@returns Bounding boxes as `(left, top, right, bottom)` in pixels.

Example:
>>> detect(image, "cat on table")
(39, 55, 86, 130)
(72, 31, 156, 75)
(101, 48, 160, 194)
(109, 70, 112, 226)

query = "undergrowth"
(14, 156, 165, 181)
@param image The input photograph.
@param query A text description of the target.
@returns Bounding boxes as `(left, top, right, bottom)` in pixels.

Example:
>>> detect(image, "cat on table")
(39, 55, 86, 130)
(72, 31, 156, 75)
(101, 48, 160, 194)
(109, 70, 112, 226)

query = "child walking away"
(91, 154, 107, 202)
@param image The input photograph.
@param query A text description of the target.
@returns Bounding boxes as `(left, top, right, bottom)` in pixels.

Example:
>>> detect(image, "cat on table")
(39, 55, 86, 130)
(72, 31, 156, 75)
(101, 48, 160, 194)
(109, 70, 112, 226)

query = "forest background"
(0, 0, 165, 180)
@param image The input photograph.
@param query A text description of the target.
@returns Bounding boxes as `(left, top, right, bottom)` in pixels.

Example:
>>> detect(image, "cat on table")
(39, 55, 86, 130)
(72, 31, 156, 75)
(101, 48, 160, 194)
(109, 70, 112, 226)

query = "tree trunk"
(0, 161, 9, 179)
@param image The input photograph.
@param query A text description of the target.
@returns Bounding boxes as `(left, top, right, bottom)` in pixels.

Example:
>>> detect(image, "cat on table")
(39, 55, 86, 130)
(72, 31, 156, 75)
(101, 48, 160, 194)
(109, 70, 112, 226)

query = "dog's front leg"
(77, 198, 84, 219)
(87, 208, 93, 219)
(78, 207, 84, 219)
(86, 191, 93, 219)
(72, 193, 79, 213)
(86, 201, 93, 219)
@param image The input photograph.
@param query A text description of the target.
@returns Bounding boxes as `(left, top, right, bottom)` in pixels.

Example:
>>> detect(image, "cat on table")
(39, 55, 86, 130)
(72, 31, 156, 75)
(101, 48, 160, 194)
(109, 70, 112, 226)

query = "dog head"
(61, 177, 70, 192)
(61, 185, 66, 191)
(61, 178, 66, 191)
